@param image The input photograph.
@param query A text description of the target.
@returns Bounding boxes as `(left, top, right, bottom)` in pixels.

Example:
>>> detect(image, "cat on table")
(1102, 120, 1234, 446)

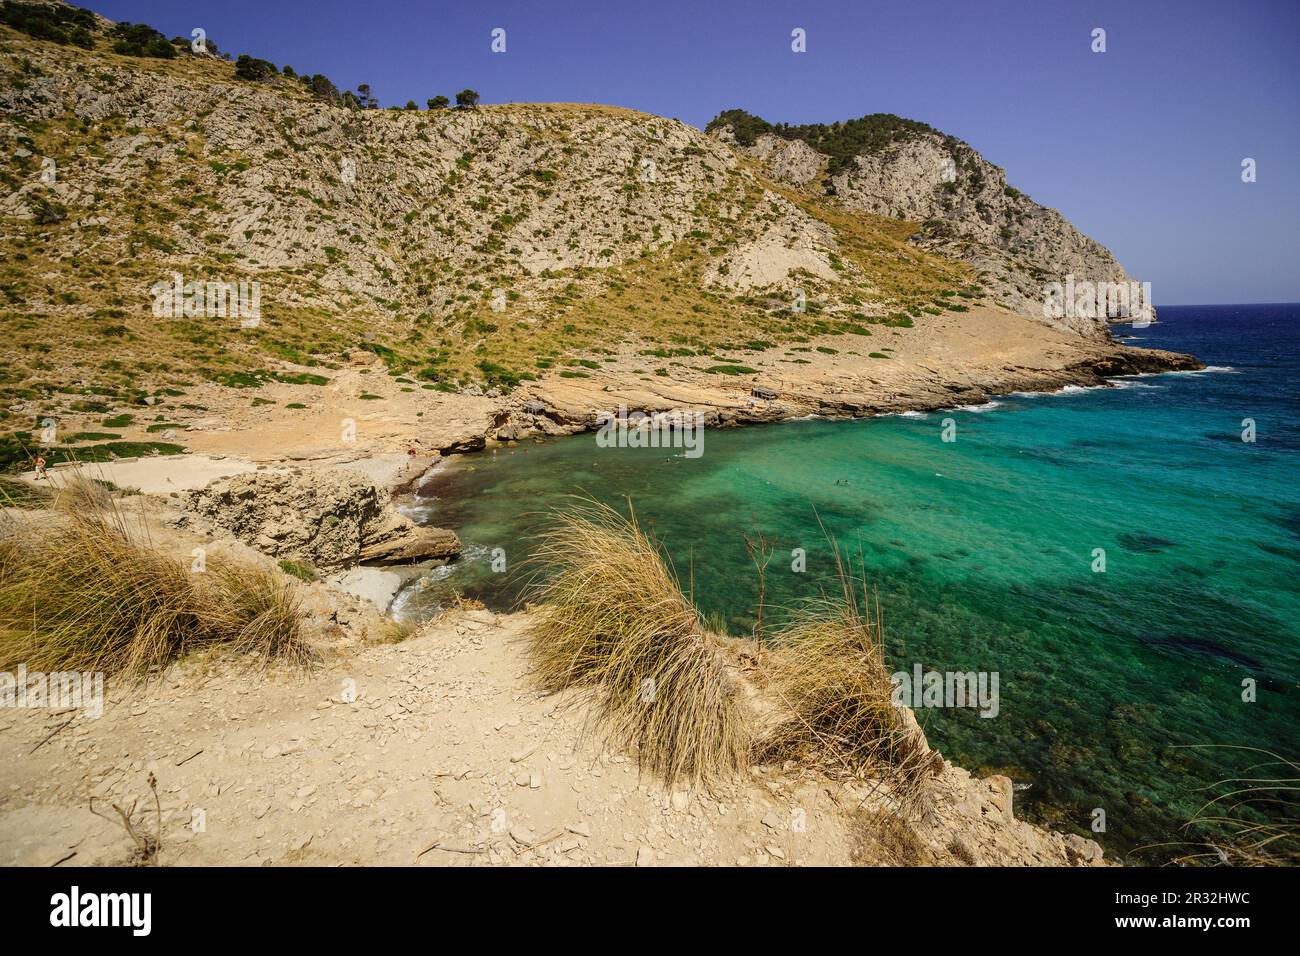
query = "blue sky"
(83, 0, 1299, 305)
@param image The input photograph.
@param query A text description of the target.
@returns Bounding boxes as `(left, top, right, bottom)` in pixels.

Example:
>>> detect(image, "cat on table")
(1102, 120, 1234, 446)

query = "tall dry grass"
(524, 501, 933, 802)
(1171, 747, 1300, 866)
(0, 476, 310, 677)
(524, 501, 750, 785)
(0, 474, 52, 508)
(759, 595, 933, 804)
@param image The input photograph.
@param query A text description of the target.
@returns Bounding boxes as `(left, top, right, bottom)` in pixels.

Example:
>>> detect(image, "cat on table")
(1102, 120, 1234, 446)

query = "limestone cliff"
(708, 110, 1148, 336)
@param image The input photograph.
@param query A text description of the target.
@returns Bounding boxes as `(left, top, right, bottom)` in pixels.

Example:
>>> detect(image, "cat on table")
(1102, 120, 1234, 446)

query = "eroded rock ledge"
(183, 469, 461, 569)
(476, 343, 1203, 446)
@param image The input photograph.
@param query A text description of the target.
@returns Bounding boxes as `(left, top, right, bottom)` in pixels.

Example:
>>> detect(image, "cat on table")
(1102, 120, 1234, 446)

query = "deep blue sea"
(402, 304, 1300, 859)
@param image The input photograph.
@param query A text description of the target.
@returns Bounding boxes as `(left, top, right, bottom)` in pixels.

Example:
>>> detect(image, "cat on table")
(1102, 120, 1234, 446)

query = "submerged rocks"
(185, 468, 460, 568)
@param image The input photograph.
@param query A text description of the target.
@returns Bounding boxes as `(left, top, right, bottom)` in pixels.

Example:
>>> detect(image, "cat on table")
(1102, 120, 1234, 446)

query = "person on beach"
(33, 454, 47, 480)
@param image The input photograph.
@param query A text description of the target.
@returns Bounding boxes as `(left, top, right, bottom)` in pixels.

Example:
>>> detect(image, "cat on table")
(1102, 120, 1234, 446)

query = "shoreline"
(468, 337, 1203, 461)
(402, 341, 1206, 616)
(418, 339, 1202, 487)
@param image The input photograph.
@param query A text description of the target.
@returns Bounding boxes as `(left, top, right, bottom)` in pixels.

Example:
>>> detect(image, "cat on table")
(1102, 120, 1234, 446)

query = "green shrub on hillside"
(111, 22, 175, 58)
(705, 108, 959, 176)
(235, 54, 277, 81)
(0, 1, 95, 48)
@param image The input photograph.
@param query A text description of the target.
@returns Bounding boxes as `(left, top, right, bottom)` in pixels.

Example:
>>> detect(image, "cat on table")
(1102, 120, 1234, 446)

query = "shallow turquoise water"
(401, 305, 1300, 859)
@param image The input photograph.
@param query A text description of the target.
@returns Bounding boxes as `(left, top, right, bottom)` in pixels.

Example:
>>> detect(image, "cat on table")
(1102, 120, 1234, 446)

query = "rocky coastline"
(462, 341, 1203, 452)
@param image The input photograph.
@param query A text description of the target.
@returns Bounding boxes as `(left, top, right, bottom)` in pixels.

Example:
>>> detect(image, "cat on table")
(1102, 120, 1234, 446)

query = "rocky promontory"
(183, 469, 461, 569)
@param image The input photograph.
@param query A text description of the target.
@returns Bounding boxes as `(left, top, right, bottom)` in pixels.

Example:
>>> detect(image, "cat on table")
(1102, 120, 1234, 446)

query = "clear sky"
(81, 0, 1299, 305)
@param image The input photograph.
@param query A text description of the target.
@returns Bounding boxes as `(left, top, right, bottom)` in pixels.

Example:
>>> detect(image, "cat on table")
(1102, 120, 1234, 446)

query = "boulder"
(358, 524, 461, 564)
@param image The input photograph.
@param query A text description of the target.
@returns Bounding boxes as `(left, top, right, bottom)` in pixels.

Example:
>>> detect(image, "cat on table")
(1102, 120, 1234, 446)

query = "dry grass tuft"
(758, 530, 937, 808)
(0, 474, 53, 508)
(0, 477, 310, 678)
(1171, 747, 1300, 866)
(759, 593, 934, 810)
(524, 501, 750, 785)
(524, 500, 936, 801)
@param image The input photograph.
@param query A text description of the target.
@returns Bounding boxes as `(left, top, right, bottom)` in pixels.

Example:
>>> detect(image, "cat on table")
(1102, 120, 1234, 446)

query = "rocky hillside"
(707, 110, 1144, 335)
(0, 2, 1187, 470)
(0, 3, 981, 424)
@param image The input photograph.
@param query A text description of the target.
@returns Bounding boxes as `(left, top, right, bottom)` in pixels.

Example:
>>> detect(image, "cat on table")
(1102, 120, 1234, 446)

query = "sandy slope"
(1, 611, 864, 867)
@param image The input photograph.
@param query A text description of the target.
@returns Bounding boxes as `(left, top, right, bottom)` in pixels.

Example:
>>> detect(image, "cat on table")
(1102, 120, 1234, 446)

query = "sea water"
(401, 304, 1300, 859)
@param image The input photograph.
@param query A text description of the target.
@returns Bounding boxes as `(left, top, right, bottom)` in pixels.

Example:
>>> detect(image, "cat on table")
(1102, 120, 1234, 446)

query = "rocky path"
(0, 611, 862, 867)
(0, 606, 1106, 867)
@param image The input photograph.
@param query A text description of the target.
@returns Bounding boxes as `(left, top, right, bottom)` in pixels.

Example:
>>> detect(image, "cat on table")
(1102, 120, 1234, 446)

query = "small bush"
(234, 54, 277, 82)
(111, 22, 175, 58)
(31, 196, 68, 225)
(0, 1, 95, 48)
(277, 559, 317, 582)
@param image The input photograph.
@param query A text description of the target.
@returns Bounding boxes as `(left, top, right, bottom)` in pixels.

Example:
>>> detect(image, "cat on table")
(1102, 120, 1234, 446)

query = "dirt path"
(0, 611, 862, 867)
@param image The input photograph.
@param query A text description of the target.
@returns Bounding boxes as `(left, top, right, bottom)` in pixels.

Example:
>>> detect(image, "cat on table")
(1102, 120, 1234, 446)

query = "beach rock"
(1063, 833, 1105, 865)
(333, 566, 405, 612)
(983, 774, 1015, 824)
(184, 469, 460, 568)
(357, 524, 461, 565)
(440, 435, 486, 456)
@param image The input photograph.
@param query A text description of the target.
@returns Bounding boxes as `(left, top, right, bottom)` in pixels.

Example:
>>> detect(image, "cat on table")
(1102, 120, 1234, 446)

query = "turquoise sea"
(400, 304, 1300, 860)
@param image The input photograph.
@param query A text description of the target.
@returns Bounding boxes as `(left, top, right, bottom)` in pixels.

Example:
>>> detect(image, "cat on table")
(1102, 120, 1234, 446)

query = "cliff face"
(709, 115, 1147, 336)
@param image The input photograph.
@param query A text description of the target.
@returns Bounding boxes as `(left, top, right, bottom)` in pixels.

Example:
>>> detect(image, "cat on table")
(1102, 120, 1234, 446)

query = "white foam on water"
(1012, 378, 1169, 399)
(1109, 379, 1165, 390)
(950, 400, 1002, 413)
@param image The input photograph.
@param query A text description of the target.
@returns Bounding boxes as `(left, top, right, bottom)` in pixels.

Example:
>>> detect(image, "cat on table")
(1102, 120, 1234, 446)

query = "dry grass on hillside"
(759, 597, 934, 806)
(0, 477, 310, 677)
(524, 501, 750, 785)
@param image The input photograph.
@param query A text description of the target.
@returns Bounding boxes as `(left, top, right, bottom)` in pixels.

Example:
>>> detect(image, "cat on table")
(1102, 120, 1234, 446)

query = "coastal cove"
(400, 304, 1300, 860)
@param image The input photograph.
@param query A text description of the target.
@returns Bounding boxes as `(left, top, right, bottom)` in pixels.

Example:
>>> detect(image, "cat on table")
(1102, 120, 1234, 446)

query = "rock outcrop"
(709, 112, 1147, 336)
(184, 469, 460, 568)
